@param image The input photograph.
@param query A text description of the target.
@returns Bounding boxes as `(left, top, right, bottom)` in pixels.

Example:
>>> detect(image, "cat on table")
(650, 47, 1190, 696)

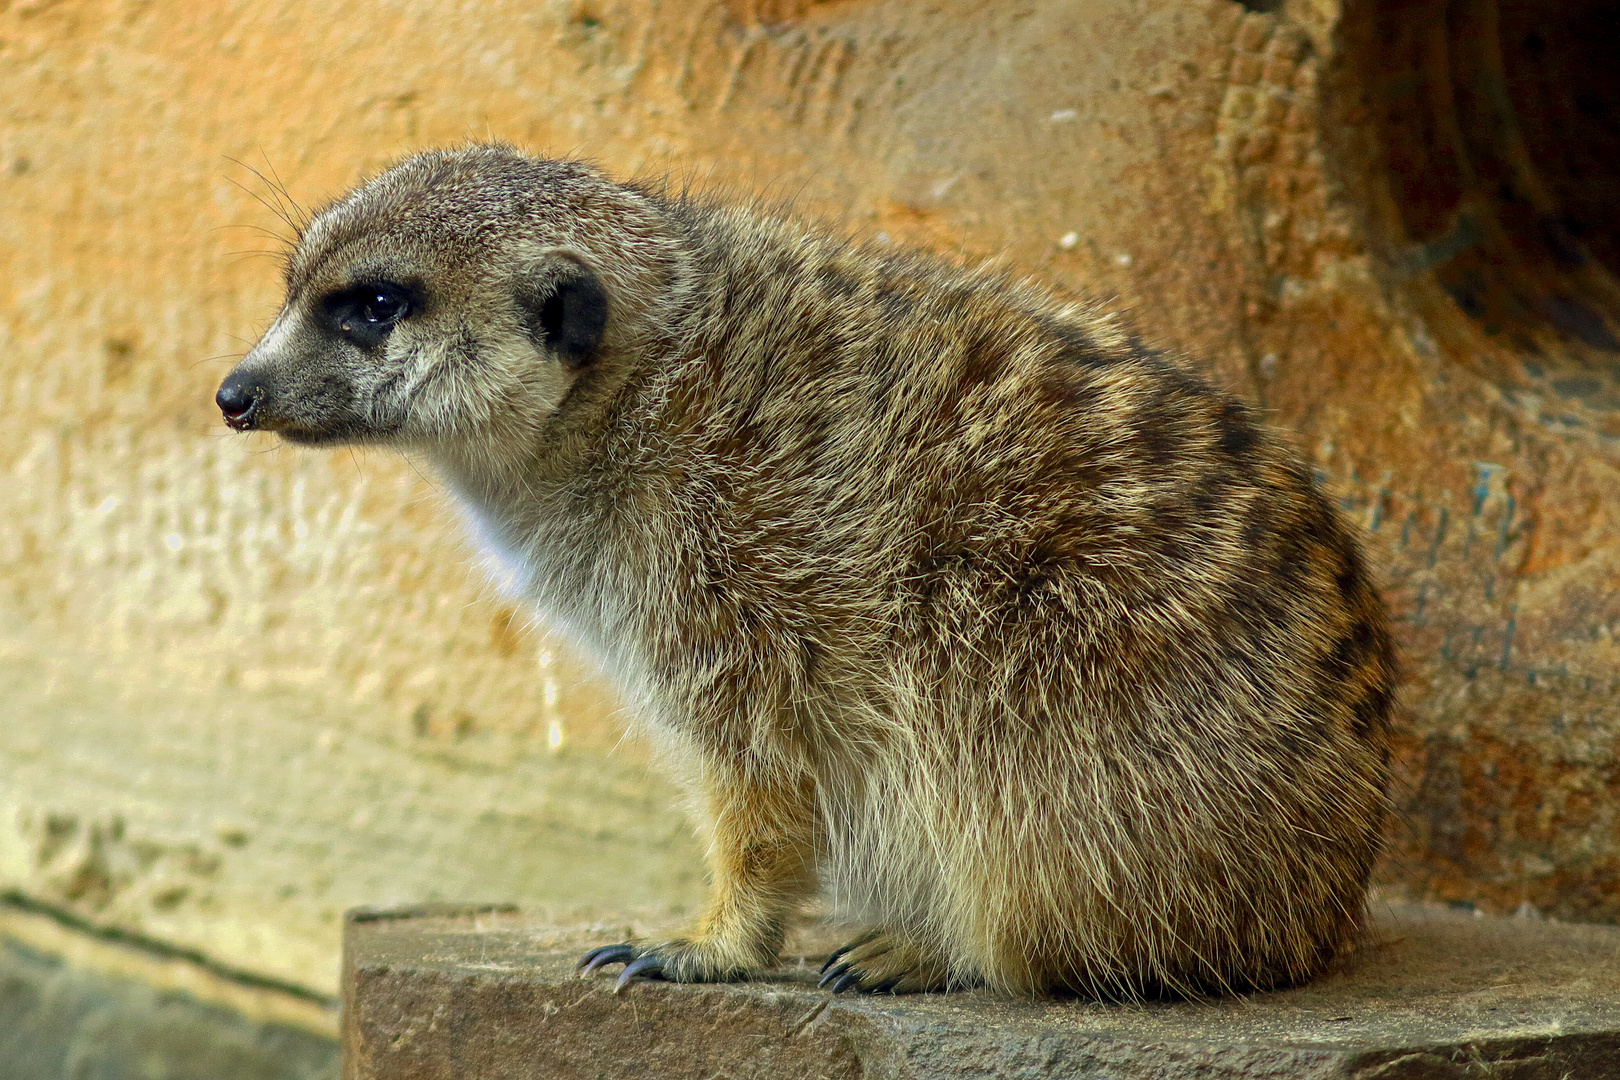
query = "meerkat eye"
(358, 288, 409, 325)
(325, 282, 415, 347)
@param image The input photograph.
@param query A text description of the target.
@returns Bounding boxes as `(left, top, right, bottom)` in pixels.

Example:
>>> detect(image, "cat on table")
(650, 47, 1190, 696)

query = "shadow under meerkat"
(217, 145, 1395, 1000)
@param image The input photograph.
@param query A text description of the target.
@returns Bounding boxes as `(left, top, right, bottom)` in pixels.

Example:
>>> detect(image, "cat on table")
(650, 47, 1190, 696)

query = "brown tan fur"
(217, 145, 1396, 998)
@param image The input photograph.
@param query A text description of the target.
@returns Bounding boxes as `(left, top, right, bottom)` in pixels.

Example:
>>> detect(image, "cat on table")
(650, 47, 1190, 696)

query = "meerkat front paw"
(577, 938, 766, 993)
(817, 932, 953, 994)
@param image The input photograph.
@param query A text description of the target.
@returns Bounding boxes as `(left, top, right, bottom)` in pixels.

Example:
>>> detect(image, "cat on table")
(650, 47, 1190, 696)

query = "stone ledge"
(341, 900, 1620, 1080)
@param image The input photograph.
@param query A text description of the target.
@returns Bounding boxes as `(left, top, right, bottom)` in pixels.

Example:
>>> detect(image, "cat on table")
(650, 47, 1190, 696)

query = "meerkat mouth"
(216, 380, 263, 431)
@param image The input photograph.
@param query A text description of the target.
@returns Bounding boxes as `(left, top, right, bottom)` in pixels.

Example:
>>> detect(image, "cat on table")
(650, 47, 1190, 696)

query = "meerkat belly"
(820, 804, 939, 933)
(815, 753, 958, 933)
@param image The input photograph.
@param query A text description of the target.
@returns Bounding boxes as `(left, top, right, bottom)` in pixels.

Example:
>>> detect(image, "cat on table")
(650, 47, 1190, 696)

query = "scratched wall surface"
(1, 0, 1617, 999)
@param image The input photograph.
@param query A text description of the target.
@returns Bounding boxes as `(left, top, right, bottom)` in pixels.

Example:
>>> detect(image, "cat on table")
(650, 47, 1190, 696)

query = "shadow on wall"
(1327, 0, 1620, 922)
(1336, 0, 1620, 434)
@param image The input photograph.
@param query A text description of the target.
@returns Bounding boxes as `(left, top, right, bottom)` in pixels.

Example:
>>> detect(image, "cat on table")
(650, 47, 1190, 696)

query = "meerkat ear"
(513, 250, 609, 369)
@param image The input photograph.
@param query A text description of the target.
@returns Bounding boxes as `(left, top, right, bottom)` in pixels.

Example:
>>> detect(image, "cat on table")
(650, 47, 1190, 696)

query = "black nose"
(216, 374, 261, 430)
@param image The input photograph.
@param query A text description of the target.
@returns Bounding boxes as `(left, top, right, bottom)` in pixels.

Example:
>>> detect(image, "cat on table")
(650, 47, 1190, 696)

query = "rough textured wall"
(1, 0, 1617, 1008)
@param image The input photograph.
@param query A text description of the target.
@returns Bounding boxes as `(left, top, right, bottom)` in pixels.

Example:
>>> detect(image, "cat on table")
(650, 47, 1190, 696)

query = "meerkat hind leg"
(818, 930, 954, 994)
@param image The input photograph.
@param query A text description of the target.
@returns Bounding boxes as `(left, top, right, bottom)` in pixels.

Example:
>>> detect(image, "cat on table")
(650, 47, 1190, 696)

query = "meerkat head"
(216, 145, 683, 460)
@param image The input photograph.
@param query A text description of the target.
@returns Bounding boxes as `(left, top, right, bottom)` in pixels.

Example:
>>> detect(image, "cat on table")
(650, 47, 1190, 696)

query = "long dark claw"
(817, 960, 853, 989)
(819, 946, 852, 976)
(820, 932, 878, 975)
(614, 953, 666, 993)
(577, 943, 637, 976)
(830, 970, 863, 994)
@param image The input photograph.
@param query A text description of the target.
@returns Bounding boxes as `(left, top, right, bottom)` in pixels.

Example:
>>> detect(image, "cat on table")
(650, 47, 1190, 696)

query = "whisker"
(223, 168, 300, 234)
(211, 222, 293, 244)
(258, 147, 307, 227)
(189, 352, 246, 370)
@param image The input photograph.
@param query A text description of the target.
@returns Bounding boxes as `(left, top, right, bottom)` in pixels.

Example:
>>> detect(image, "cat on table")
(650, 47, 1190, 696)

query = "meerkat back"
(218, 145, 1396, 1000)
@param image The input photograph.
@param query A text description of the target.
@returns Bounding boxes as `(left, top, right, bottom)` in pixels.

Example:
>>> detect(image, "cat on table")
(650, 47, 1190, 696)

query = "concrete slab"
(341, 898, 1620, 1079)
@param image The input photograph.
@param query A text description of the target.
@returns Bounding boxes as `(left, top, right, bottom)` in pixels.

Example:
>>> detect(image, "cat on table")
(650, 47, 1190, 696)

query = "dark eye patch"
(323, 281, 418, 348)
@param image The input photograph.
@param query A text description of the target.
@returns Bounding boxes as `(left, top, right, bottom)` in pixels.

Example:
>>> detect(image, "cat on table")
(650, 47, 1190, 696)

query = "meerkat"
(216, 144, 1395, 999)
